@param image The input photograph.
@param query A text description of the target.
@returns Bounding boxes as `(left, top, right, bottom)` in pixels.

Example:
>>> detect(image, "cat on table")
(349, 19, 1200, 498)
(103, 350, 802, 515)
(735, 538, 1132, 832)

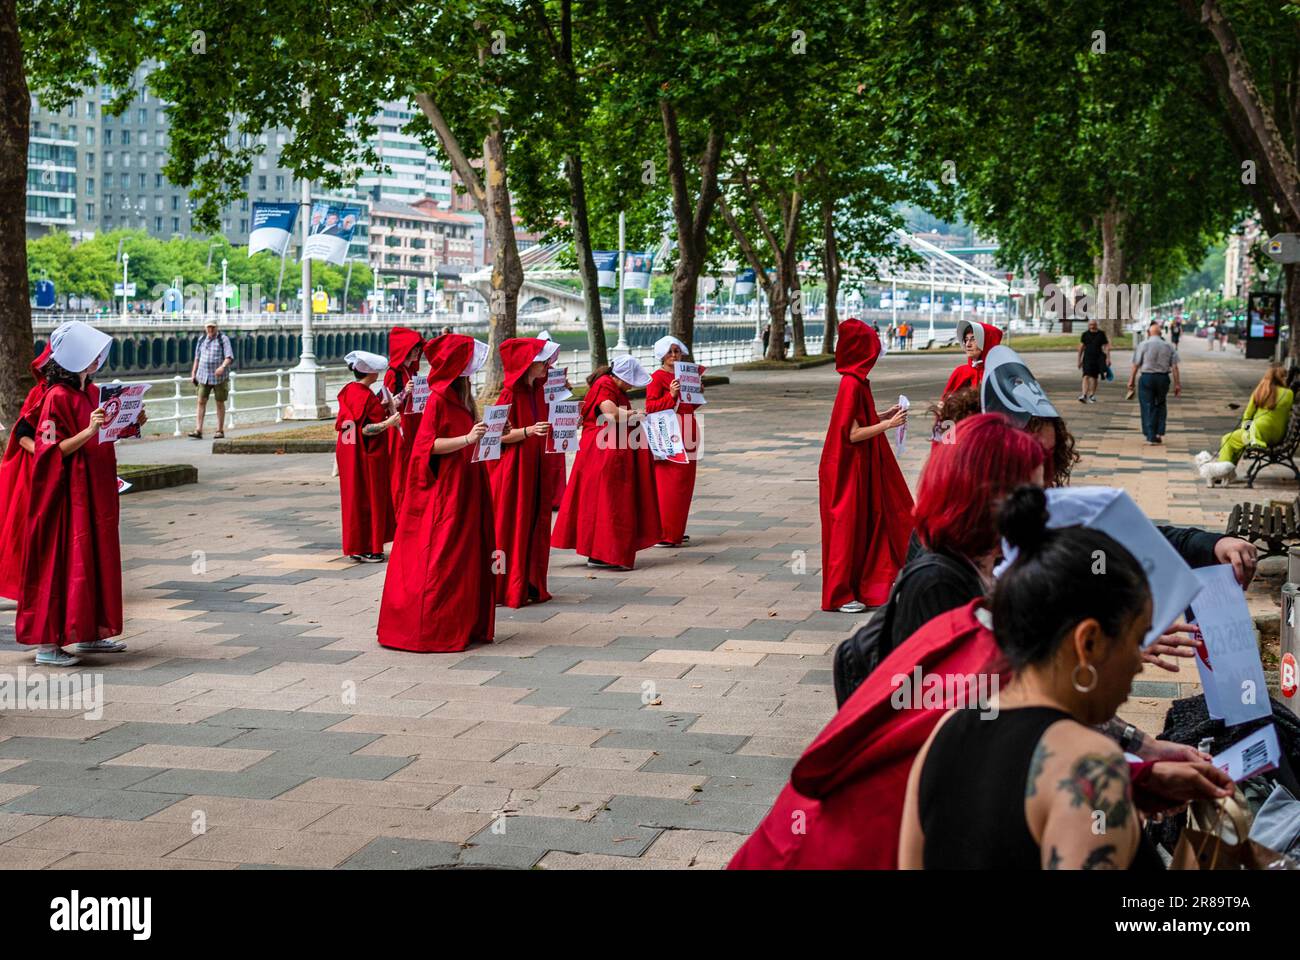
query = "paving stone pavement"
(0, 339, 1278, 869)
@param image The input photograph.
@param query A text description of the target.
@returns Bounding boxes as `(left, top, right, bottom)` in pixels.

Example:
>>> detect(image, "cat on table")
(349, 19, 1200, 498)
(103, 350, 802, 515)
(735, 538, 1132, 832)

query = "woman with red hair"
(819, 318, 911, 613)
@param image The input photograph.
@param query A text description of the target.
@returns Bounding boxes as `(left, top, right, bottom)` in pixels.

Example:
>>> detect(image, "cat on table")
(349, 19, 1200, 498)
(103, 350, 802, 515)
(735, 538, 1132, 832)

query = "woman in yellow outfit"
(1194, 365, 1293, 485)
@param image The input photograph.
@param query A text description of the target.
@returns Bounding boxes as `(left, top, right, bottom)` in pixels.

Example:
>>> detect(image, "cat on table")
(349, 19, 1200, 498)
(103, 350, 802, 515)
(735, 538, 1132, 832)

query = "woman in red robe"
(336, 350, 400, 562)
(489, 336, 558, 607)
(17, 322, 127, 668)
(536, 330, 569, 510)
(377, 335, 496, 653)
(0, 344, 53, 600)
(553, 355, 661, 570)
(819, 318, 913, 613)
(644, 335, 701, 547)
(941, 319, 1003, 397)
(383, 326, 424, 513)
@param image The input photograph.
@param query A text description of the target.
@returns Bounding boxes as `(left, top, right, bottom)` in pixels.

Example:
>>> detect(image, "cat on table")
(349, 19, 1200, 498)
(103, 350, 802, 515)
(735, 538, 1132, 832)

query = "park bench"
(1239, 407, 1300, 488)
(1224, 496, 1300, 560)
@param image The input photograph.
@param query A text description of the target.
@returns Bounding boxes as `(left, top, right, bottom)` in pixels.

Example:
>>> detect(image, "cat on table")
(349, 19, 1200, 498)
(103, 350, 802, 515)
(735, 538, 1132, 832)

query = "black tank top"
(918, 706, 1072, 869)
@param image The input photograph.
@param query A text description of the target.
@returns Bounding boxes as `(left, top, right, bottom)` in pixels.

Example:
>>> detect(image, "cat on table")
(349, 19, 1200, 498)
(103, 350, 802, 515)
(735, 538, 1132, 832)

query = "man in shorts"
(1076, 317, 1110, 403)
(189, 320, 234, 439)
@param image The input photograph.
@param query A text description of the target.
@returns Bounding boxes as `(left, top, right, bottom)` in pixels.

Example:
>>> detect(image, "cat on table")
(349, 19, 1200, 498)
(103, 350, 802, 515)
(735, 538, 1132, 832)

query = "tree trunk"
(661, 105, 722, 351)
(1096, 204, 1128, 338)
(565, 152, 606, 369)
(822, 200, 839, 355)
(788, 266, 807, 359)
(764, 261, 788, 361)
(1287, 261, 1300, 364)
(0, 0, 32, 426)
(482, 125, 521, 398)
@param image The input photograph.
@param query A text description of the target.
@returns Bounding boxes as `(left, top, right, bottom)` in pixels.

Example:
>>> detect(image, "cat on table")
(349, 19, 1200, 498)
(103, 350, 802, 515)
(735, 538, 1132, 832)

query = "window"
(155, 196, 163, 211)
(104, 129, 113, 146)
(258, 175, 266, 190)
(103, 152, 111, 167)
(275, 175, 284, 191)
(140, 131, 148, 146)
(86, 202, 95, 220)
(85, 100, 94, 118)
(121, 130, 130, 145)
(86, 177, 94, 196)
(122, 152, 130, 167)
(85, 127, 94, 145)
(139, 173, 147, 189)
(138, 108, 148, 123)
(171, 195, 179, 210)
(239, 218, 247, 233)
(257, 156, 267, 170)
(171, 217, 179, 232)
(155, 174, 163, 188)
(155, 216, 162, 231)
(105, 194, 113, 210)
(138, 152, 146, 168)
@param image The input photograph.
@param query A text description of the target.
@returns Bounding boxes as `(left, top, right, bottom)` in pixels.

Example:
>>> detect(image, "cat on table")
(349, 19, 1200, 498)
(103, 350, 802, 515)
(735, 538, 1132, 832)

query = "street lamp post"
(221, 258, 229, 321)
(285, 177, 330, 419)
(614, 210, 630, 355)
(121, 253, 130, 320)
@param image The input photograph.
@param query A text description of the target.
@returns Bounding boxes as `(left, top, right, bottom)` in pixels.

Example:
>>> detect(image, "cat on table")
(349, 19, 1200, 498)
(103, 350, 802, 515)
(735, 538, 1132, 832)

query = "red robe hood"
(955, 320, 1003, 369)
(835, 318, 881, 381)
(388, 326, 424, 371)
(499, 337, 547, 391)
(423, 334, 475, 397)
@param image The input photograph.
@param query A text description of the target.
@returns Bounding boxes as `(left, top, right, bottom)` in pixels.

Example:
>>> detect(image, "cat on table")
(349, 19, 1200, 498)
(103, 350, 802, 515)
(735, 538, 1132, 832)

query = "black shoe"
(352, 553, 384, 563)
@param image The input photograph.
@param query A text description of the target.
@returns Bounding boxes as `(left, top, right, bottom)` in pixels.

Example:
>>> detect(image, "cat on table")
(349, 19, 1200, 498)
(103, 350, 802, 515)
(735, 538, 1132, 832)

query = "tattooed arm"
(1027, 725, 1139, 870)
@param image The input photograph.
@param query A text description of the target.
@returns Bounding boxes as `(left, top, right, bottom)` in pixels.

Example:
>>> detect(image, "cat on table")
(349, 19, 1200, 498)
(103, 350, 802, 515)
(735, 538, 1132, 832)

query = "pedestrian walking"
(188, 320, 234, 439)
(1127, 320, 1180, 445)
(1076, 318, 1109, 403)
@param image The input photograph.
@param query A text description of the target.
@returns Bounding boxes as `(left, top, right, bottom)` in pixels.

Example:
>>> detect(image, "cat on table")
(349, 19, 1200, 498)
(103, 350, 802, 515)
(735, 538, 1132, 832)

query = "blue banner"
(304, 203, 363, 265)
(734, 268, 756, 297)
(593, 250, 618, 288)
(33, 279, 56, 309)
(248, 202, 299, 257)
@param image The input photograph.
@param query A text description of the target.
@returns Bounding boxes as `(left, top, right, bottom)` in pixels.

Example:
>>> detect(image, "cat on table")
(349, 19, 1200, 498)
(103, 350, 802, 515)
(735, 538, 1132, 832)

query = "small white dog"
(1196, 452, 1236, 487)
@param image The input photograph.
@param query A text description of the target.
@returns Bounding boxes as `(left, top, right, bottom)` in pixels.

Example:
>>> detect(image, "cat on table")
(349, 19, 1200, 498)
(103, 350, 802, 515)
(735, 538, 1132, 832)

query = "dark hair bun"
(998, 485, 1049, 554)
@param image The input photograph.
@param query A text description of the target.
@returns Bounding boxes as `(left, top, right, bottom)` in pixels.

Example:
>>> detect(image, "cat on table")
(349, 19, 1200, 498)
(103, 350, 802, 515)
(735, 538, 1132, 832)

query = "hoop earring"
(1071, 663, 1098, 694)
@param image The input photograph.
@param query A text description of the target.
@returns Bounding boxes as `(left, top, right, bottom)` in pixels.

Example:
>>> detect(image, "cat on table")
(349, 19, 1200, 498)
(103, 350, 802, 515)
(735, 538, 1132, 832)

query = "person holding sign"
(820, 319, 912, 613)
(377, 335, 496, 653)
(537, 330, 570, 510)
(645, 335, 701, 547)
(336, 351, 400, 563)
(489, 337, 559, 607)
(0, 343, 53, 601)
(18, 322, 128, 667)
(383, 326, 424, 513)
(554, 355, 661, 570)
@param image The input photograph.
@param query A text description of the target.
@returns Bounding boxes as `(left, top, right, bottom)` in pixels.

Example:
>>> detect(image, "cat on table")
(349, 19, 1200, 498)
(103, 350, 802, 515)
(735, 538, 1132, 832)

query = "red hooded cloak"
(546, 440, 568, 511)
(377, 334, 496, 652)
(818, 319, 914, 609)
(644, 366, 702, 545)
(942, 321, 1003, 397)
(17, 379, 122, 648)
(383, 326, 424, 513)
(552, 373, 661, 568)
(487, 338, 553, 607)
(335, 380, 396, 556)
(0, 347, 52, 599)
(729, 600, 1002, 869)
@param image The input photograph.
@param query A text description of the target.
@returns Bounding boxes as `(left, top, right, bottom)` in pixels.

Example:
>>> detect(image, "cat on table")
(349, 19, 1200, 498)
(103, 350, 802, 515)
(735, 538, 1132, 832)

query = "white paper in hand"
(895, 394, 909, 454)
(1212, 724, 1281, 781)
(1191, 564, 1271, 726)
(471, 404, 511, 463)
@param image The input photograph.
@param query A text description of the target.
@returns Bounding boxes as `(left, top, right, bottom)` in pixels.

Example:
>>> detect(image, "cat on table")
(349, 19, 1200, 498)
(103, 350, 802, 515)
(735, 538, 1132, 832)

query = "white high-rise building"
(355, 100, 453, 206)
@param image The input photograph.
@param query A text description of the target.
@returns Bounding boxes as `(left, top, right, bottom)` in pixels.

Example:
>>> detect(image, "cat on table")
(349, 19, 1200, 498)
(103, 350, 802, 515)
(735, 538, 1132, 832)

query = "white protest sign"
(98, 382, 151, 442)
(673, 361, 707, 406)
(471, 404, 511, 463)
(896, 394, 910, 454)
(1212, 724, 1281, 781)
(410, 375, 430, 414)
(1191, 564, 1270, 726)
(644, 409, 688, 462)
(544, 366, 572, 404)
(546, 400, 580, 455)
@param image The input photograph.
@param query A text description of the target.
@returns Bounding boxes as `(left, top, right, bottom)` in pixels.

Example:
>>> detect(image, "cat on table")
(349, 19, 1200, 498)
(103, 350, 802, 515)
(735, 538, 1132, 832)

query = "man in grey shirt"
(1127, 320, 1181, 444)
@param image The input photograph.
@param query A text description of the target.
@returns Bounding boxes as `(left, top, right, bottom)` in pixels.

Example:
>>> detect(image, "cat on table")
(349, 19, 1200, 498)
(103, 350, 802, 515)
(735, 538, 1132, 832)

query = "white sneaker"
(838, 601, 867, 614)
(34, 649, 81, 668)
(76, 639, 127, 653)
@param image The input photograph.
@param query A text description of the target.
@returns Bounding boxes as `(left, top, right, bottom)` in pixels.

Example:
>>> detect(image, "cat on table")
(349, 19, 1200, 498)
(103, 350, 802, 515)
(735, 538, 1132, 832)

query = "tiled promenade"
(0, 338, 1280, 868)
